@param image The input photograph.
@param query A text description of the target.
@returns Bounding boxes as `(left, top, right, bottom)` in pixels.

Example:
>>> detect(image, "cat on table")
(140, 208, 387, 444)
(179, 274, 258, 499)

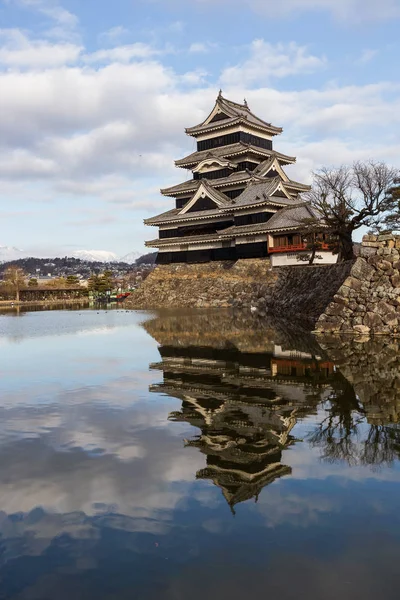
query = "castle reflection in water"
(144, 311, 338, 512)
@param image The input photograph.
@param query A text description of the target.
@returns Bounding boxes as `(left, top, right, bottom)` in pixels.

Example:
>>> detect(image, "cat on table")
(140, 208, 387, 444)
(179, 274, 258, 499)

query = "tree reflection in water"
(146, 311, 400, 490)
(310, 336, 400, 468)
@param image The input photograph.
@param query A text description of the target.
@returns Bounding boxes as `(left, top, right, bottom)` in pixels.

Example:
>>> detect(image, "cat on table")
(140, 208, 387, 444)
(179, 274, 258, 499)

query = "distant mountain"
(0, 246, 148, 265)
(71, 250, 119, 262)
(0, 245, 27, 263)
(119, 251, 142, 264)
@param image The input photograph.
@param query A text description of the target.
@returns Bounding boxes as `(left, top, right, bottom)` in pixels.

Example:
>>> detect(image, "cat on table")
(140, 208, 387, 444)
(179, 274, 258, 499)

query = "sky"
(0, 0, 399, 258)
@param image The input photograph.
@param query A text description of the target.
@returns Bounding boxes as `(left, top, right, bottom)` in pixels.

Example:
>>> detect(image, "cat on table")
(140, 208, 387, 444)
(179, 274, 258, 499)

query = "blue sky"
(0, 0, 399, 258)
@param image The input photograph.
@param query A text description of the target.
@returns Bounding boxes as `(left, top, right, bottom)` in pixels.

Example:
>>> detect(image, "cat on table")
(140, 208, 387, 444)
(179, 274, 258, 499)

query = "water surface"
(0, 307, 399, 599)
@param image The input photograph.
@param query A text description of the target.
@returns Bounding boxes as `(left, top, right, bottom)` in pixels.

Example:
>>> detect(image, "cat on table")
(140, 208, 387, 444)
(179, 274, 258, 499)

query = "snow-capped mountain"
(0, 245, 27, 263)
(0, 246, 144, 265)
(71, 250, 119, 262)
(119, 251, 142, 264)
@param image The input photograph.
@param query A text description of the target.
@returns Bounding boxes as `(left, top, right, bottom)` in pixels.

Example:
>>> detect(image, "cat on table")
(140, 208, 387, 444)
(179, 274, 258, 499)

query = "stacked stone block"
(316, 234, 400, 335)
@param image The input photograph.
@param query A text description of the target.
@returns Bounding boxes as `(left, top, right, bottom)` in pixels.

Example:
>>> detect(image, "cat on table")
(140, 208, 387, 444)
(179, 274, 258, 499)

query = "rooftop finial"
(244, 97, 248, 108)
(218, 89, 223, 99)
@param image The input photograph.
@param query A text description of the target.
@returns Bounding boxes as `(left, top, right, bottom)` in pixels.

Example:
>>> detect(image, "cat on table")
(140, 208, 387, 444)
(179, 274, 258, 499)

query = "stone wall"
(316, 234, 400, 335)
(260, 261, 353, 323)
(126, 259, 277, 309)
(126, 257, 352, 326)
(127, 234, 400, 334)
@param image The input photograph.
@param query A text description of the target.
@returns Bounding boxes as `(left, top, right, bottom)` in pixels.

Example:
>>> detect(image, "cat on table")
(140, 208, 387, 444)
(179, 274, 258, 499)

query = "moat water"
(0, 306, 400, 599)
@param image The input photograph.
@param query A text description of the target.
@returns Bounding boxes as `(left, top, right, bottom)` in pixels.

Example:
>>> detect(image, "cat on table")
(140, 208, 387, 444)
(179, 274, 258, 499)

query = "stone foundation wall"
(262, 262, 353, 322)
(127, 234, 400, 334)
(126, 259, 277, 309)
(316, 234, 400, 335)
(125, 257, 352, 324)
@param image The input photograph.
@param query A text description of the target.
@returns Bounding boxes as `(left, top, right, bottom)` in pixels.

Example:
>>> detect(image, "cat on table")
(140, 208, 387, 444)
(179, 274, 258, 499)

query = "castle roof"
(145, 203, 319, 246)
(265, 203, 321, 230)
(161, 170, 254, 197)
(218, 203, 322, 238)
(232, 178, 296, 207)
(161, 163, 310, 198)
(146, 178, 306, 226)
(175, 143, 296, 169)
(185, 93, 283, 138)
(144, 206, 232, 226)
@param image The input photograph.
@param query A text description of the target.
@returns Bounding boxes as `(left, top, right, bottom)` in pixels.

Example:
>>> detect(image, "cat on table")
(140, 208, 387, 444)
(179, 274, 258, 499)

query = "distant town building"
(145, 92, 337, 266)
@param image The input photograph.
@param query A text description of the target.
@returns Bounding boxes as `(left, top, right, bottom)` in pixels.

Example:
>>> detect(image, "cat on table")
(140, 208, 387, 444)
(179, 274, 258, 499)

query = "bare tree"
(381, 177, 400, 231)
(305, 161, 399, 261)
(295, 217, 337, 265)
(3, 266, 26, 302)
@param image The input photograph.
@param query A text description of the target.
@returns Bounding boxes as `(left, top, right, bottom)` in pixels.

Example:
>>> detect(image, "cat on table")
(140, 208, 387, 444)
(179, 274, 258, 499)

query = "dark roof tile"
(175, 143, 295, 168)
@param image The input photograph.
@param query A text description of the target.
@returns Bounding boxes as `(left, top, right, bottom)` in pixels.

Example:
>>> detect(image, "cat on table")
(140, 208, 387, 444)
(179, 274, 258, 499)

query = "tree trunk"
(338, 231, 354, 262)
(15, 287, 20, 303)
(308, 246, 317, 265)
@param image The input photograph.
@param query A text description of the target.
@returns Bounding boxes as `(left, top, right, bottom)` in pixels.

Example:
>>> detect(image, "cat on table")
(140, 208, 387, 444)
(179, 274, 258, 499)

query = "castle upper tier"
(145, 92, 336, 266)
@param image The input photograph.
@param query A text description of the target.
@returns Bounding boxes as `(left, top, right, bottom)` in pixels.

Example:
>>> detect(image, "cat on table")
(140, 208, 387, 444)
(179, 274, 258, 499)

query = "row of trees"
(87, 269, 153, 294)
(1, 266, 153, 302)
(1, 268, 86, 302)
(302, 161, 400, 262)
(87, 271, 114, 293)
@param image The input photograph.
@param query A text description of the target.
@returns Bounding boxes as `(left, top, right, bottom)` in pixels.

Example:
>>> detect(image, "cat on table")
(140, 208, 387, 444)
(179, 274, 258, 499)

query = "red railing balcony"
(268, 243, 330, 254)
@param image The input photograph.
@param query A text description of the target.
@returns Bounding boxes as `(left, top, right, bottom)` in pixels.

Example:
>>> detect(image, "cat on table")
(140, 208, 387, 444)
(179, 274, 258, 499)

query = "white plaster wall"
(236, 234, 268, 244)
(271, 252, 338, 267)
(158, 241, 225, 252)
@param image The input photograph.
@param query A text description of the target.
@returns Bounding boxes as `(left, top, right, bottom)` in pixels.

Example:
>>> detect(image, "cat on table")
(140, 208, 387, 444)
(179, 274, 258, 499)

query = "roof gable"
(209, 111, 230, 123)
(254, 157, 289, 182)
(179, 181, 231, 215)
(270, 181, 293, 200)
(193, 157, 236, 173)
(186, 93, 283, 137)
(233, 178, 295, 207)
(201, 95, 239, 128)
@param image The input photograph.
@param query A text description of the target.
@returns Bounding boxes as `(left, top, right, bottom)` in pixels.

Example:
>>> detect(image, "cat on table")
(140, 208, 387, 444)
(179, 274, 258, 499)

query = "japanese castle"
(145, 92, 336, 266)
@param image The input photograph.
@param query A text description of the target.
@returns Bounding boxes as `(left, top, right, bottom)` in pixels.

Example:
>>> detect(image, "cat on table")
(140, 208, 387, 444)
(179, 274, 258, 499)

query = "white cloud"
(0, 26, 399, 243)
(99, 26, 130, 44)
(37, 3, 78, 27)
(244, 82, 400, 137)
(0, 149, 58, 178)
(356, 49, 379, 65)
(83, 43, 162, 64)
(220, 40, 326, 86)
(166, 21, 185, 33)
(9, 0, 79, 26)
(180, 68, 208, 85)
(6, 0, 80, 41)
(189, 42, 216, 54)
(169, 0, 400, 22)
(0, 29, 82, 67)
(189, 42, 208, 53)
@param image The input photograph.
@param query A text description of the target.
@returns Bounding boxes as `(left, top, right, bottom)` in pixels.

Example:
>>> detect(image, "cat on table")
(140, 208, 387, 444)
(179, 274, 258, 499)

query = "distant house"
(145, 92, 337, 267)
